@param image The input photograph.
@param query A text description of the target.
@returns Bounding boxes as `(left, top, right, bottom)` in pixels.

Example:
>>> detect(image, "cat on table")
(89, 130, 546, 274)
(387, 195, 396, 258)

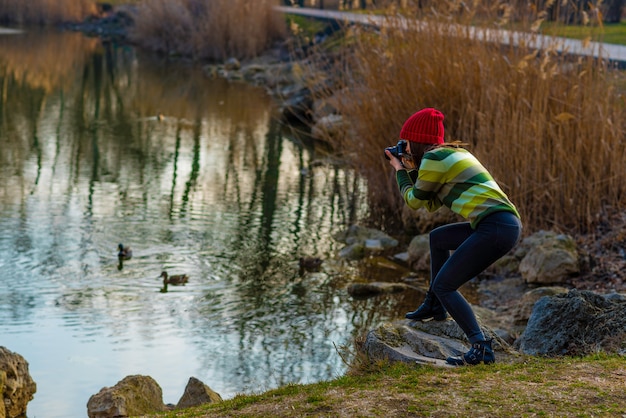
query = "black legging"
(430, 211, 522, 343)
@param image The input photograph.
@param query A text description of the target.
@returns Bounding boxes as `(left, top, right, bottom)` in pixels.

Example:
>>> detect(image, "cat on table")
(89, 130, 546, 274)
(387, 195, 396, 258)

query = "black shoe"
(446, 339, 495, 366)
(405, 291, 447, 321)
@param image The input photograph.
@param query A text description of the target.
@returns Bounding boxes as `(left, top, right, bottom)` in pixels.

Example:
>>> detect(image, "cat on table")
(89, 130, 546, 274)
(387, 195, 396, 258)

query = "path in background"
(276, 6, 626, 66)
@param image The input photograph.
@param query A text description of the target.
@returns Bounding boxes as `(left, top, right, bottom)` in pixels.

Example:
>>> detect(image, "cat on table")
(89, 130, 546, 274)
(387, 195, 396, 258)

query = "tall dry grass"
(0, 0, 96, 25)
(311, 3, 626, 234)
(131, 0, 287, 61)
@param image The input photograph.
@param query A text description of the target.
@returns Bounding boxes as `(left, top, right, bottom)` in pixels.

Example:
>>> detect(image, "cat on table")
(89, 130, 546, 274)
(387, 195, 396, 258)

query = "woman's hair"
(407, 142, 435, 168)
(442, 140, 467, 148)
(408, 140, 468, 167)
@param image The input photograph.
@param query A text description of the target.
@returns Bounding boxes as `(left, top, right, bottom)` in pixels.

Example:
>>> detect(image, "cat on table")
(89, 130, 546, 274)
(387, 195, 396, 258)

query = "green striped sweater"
(396, 147, 520, 229)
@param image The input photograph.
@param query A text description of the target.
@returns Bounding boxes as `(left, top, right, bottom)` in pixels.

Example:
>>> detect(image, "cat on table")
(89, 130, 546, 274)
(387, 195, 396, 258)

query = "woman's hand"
(385, 150, 405, 171)
(402, 158, 415, 170)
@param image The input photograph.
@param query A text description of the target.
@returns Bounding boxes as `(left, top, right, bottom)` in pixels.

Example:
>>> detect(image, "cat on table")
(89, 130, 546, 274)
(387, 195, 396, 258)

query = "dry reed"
(310, 1, 626, 234)
(130, 0, 287, 61)
(0, 0, 96, 25)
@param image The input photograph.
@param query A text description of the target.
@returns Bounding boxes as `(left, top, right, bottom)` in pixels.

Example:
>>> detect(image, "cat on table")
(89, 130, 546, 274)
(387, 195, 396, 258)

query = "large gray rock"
(487, 230, 580, 284)
(362, 316, 516, 366)
(0, 347, 36, 418)
(510, 286, 569, 325)
(518, 230, 579, 284)
(176, 377, 222, 409)
(87, 375, 167, 418)
(518, 289, 626, 356)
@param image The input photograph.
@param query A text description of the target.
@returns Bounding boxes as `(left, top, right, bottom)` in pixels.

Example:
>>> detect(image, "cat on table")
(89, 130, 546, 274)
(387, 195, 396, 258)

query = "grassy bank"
(306, 3, 626, 235)
(540, 20, 626, 45)
(141, 354, 626, 417)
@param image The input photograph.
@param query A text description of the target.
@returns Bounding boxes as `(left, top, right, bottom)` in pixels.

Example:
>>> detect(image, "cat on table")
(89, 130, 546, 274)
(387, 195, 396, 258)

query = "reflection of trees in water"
(0, 30, 376, 398)
(179, 117, 202, 217)
(0, 31, 275, 206)
(0, 31, 98, 93)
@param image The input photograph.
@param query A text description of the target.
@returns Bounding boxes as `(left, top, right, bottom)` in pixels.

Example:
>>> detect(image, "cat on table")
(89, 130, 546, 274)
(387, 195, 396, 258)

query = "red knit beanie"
(399, 108, 445, 144)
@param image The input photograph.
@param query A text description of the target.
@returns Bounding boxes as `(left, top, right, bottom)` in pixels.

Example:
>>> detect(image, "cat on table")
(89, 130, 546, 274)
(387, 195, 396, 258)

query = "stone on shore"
(176, 376, 223, 409)
(0, 346, 36, 418)
(87, 375, 167, 418)
(347, 281, 410, 296)
(518, 231, 580, 284)
(362, 317, 517, 367)
(517, 289, 626, 356)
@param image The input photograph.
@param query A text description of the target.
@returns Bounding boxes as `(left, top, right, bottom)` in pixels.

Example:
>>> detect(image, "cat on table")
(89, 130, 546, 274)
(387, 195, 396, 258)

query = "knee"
(432, 278, 458, 298)
(431, 282, 446, 298)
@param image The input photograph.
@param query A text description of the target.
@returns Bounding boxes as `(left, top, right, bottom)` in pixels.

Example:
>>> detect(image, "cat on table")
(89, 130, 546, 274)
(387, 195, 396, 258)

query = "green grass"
(540, 21, 626, 45)
(138, 355, 626, 417)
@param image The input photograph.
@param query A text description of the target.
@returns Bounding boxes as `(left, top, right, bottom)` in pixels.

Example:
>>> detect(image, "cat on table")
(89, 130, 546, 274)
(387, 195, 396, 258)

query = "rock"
(393, 251, 409, 263)
(347, 281, 410, 297)
(0, 347, 37, 418)
(364, 256, 407, 272)
(176, 377, 222, 409)
(488, 253, 521, 277)
(472, 305, 516, 343)
(311, 114, 345, 141)
(510, 286, 569, 325)
(241, 63, 268, 83)
(517, 289, 626, 356)
(334, 225, 399, 260)
(224, 57, 241, 71)
(87, 375, 167, 418)
(335, 225, 398, 248)
(518, 230, 580, 284)
(364, 322, 463, 364)
(362, 318, 516, 365)
(281, 89, 313, 122)
(365, 239, 384, 250)
(407, 233, 430, 272)
(311, 97, 339, 122)
(0, 371, 4, 418)
(338, 242, 365, 260)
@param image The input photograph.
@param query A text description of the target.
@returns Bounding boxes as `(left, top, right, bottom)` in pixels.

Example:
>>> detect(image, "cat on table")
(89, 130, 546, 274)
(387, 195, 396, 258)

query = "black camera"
(384, 140, 408, 160)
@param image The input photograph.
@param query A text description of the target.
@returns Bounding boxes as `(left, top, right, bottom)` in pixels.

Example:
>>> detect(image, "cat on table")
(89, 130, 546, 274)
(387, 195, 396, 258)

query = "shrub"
(130, 0, 287, 61)
(309, 2, 626, 234)
(0, 0, 96, 25)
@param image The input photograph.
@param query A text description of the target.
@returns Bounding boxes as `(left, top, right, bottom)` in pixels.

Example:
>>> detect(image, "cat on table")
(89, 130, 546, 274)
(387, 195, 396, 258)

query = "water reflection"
(0, 29, 419, 418)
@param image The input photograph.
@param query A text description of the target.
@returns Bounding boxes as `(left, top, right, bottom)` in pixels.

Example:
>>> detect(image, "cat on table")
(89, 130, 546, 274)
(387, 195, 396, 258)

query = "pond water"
(0, 29, 426, 417)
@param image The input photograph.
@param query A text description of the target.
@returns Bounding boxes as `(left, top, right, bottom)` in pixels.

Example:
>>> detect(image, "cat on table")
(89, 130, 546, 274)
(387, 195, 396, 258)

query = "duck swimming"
(118, 244, 132, 260)
(159, 271, 189, 285)
(299, 257, 323, 275)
